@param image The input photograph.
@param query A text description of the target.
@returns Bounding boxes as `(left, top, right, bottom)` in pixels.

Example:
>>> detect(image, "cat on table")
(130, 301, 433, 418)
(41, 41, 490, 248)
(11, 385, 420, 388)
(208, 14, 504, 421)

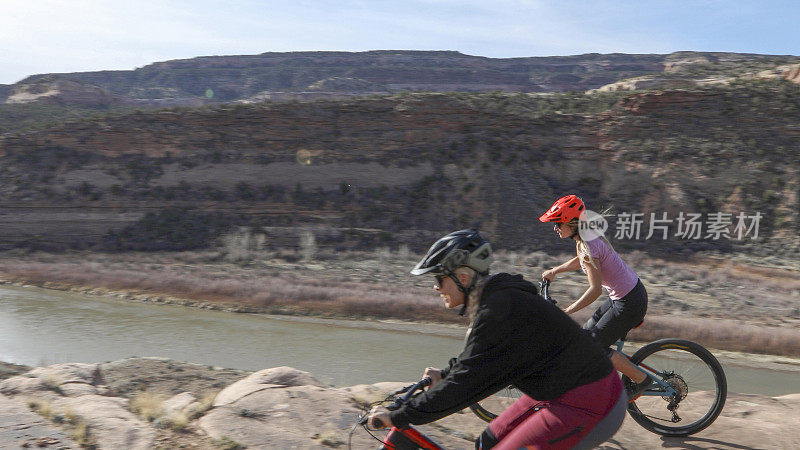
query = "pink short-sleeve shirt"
(579, 238, 639, 300)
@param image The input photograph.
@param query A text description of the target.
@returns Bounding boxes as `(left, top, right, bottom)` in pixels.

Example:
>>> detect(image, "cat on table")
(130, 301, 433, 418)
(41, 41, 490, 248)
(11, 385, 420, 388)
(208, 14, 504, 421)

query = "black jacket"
(389, 273, 612, 428)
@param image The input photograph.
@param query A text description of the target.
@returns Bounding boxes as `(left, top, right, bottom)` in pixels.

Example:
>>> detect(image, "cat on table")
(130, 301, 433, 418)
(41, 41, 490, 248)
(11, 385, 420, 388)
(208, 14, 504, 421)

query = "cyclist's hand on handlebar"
(423, 367, 443, 388)
(367, 406, 392, 429)
(541, 269, 556, 282)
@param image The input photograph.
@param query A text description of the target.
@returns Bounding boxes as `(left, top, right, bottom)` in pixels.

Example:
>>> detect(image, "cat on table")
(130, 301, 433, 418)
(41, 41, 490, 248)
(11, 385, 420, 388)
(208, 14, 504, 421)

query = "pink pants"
(488, 371, 624, 449)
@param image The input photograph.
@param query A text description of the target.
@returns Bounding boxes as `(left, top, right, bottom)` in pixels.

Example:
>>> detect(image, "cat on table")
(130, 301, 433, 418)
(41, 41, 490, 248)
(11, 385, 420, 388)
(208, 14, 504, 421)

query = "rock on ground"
(200, 372, 800, 449)
(603, 392, 800, 449)
(200, 367, 363, 448)
(199, 368, 482, 449)
(0, 362, 155, 449)
(100, 356, 250, 398)
(0, 361, 30, 381)
(52, 395, 155, 450)
(0, 359, 798, 449)
(0, 394, 77, 449)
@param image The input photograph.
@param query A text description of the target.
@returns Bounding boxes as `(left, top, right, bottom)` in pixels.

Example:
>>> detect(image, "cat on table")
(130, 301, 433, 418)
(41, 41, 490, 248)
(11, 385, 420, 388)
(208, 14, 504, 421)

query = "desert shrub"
(220, 229, 268, 262)
(154, 411, 190, 430)
(313, 430, 345, 447)
(102, 208, 233, 251)
(192, 390, 218, 419)
(130, 391, 165, 422)
(43, 375, 64, 394)
(69, 421, 97, 449)
(234, 181, 255, 200)
(124, 157, 163, 182)
(8, 145, 94, 170)
(109, 184, 125, 196)
(213, 436, 246, 450)
(27, 398, 55, 419)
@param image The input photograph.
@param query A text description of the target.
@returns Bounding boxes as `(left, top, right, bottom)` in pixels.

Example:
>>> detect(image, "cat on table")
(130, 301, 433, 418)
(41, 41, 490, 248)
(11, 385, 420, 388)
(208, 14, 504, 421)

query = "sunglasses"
(434, 274, 447, 286)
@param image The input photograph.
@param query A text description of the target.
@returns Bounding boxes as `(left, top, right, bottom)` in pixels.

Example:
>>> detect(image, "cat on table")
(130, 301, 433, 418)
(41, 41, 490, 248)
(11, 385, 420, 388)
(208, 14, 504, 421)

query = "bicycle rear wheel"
(626, 338, 727, 437)
(469, 385, 524, 422)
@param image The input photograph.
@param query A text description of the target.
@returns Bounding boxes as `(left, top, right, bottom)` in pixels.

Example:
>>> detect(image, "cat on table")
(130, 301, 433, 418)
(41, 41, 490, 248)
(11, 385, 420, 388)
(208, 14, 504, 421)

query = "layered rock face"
(3, 50, 795, 106)
(5, 51, 668, 102)
(0, 89, 797, 255)
(0, 51, 797, 255)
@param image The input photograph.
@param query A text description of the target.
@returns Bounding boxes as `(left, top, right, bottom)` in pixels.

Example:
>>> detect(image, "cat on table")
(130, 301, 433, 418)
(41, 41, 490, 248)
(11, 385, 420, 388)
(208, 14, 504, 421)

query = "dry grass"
(43, 374, 64, 394)
(27, 398, 55, 419)
(627, 314, 800, 356)
(0, 253, 458, 323)
(129, 389, 209, 430)
(129, 391, 165, 422)
(193, 390, 218, 419)
(26, 399, 97, 449)
(159, 411, 191, 430)
(69, 421, 97, 449)
(0, 248, 798, 357)
(312, 429, 345, 447)
(212, 436, 246, 450)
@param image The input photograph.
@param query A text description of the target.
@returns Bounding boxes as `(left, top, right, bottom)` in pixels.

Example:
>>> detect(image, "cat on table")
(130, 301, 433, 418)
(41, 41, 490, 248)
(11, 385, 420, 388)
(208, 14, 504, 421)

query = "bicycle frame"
(379, 427, 444, 449)
(615, 339, 678, 398)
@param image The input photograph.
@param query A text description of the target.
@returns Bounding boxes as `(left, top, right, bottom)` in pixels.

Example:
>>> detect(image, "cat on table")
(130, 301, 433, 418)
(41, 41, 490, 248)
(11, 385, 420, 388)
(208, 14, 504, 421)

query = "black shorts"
(583, 279, 648, 349)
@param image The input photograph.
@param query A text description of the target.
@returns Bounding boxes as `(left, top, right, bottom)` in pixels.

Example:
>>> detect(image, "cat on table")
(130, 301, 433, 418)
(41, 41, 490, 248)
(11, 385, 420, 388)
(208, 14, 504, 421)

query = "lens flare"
(296, 149, 312, 165)
(205, 89, 214, 99)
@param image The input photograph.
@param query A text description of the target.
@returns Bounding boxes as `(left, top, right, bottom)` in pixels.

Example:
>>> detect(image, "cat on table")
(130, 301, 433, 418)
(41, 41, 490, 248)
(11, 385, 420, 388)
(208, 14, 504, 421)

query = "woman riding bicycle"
(367, 229, 627, 449)
(539, 194, 651, 400)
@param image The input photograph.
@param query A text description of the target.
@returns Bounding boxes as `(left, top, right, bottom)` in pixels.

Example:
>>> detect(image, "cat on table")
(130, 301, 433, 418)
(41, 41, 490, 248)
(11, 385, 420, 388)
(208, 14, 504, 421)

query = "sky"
(1, 0, 798, 85)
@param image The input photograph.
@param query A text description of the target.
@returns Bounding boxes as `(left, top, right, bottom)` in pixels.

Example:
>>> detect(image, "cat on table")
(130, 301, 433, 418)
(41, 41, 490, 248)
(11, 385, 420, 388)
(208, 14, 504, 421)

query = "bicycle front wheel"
(626, 338, 727, 437)
(469, 385, 524, 422)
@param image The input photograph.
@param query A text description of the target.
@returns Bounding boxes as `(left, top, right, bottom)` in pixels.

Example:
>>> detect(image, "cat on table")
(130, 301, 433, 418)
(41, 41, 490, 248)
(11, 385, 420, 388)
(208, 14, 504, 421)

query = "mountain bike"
(351, 376, 445, 449)
(469, 279, 728, 437)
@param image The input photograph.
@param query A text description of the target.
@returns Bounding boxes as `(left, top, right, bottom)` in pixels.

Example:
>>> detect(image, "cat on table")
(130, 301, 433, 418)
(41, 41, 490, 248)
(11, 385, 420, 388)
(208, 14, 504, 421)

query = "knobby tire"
(626, 338, 727, 436)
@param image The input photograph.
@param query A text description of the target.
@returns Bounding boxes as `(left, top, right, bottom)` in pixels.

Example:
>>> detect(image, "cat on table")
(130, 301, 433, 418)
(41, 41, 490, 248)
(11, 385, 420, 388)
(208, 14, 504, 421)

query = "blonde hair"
(453, 266, 487, 323)
(564, 216, 615, 269)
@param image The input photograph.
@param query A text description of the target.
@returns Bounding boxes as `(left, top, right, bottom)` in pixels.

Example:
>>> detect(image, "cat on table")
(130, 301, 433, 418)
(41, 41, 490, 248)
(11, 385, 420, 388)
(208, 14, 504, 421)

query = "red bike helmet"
(539, 195, 585, 223)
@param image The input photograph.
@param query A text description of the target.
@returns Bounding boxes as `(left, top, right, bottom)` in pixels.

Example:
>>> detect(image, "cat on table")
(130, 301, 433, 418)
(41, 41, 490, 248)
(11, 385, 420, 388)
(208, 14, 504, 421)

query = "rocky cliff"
(0, 51, 798, 257)
(0, 87, 797, 256)
(3, 50, 664, 103)
(2, 51, 797, 106)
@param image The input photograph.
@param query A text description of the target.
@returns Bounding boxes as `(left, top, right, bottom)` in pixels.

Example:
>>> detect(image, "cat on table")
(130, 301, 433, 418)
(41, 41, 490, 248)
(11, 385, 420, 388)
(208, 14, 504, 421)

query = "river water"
(1, 285, 798, 395)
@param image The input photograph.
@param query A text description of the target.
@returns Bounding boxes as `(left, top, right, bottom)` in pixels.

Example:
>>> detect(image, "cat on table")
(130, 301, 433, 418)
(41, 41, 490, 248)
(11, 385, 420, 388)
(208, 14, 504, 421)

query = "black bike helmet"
(411, 229, 493, 276)
(411, 229, 493, 315)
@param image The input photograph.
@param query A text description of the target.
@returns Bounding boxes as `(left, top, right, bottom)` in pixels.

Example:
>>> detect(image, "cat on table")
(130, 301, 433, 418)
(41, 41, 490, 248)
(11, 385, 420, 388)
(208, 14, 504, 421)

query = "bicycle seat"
(619, 321, 644, 343)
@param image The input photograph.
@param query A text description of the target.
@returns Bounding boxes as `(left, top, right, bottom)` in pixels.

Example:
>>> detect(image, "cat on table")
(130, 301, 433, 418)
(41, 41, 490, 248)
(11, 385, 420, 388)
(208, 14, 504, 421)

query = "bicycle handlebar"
(540, 279, 556, 305)
(392, 376, 432, 408)
(361, 377, 432, 429)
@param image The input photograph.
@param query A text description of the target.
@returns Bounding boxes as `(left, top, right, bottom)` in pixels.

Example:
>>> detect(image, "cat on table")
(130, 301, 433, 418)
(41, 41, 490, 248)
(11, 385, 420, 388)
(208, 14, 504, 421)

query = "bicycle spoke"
(628, 339, 726, 437)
